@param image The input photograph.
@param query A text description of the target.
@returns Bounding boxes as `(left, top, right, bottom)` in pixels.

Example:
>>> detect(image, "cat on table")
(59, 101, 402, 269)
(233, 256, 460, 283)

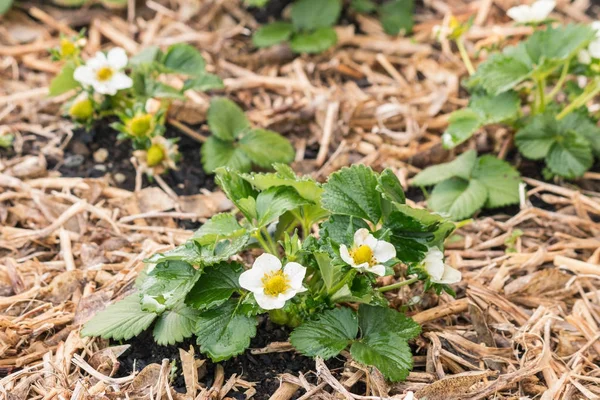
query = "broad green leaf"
(467, 53, 531, 95)
(147, 237, 249, 268)
(289, 28, 338, 54)
(429, 178, 488, 220)
(412, 150, 477, 187)
(377, 169, 406, 205)
(239, 128, 295, 168)
(81, 294, 157, 341)
(256, 186, 309, 227)
(195, 299, 258, 361)
(153, 302, 200, 345)
(215, 168, 259, 221)
(253, 22, 294, 48)
(182, 73, 224, 92)
(351, 0, 376, 12)
(384, 210, 439, 263)
(207, 98, 251, 141)
(469, 91, 520, 124)
(49, 64, 80, 96)
(514, 113, 557, 160)
(240, 165, 323, 203)
(138, 261, 201, 310)
(320, 215, 370, 246)
(201, 136, 252, 173)
(145, 80, 185, 99)
(186, 262, 242, 310)
(392, 204, 455, 250)
(0, 0, 13, 15)
(160, 43, 206, 76)
(560, 112, 600, 157)
(322, 165, 382, 224)
(358, 305, 420, 341)
(378, 0, 414, 36)
(525, 24, 594, 64)
(291, 0, 341, 31)
(129, 46, 161, 65)
(350, 334, 412, 382)
(471, 156, 521, 208)
(546, 132, 593, 179)
(290, 307, 358, 359)
(193, 213, 245, 246)
(314, 251, 342, 291)
(441, 109, 483, 149)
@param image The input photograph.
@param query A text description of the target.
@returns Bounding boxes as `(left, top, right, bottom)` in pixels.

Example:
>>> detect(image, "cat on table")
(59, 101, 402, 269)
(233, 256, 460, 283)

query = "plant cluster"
(439, 5, 600, 180)
(83, 164, 461, 381)
(252, 0, 414, 54)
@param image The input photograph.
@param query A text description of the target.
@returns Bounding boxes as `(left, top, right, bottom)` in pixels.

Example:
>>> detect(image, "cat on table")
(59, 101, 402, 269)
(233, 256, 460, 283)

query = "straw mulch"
(1, 0, 600, 399)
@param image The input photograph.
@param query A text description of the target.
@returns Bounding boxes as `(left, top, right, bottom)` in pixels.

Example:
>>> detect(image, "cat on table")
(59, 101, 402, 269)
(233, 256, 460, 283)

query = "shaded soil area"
(115, 317, 342, 399)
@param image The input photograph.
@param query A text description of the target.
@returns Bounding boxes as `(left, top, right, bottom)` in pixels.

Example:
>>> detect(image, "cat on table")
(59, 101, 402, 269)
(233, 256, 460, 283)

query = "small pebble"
(71, 140, 90, 156)
(63, 154, 85, 168)
(93, 148, 109, 163)
(114, 173, 126, 183)
(94, 164, 107, 172)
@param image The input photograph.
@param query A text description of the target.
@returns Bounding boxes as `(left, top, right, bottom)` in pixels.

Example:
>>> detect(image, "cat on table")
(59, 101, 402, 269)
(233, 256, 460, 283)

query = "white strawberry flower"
(422, 248, 461, 285)
(340, 228, 396, 277)
(507, 0, 555, 24)
(74, 47, 133, 95)
(581, 21, 600, 61)
(239, 253, 307, 310)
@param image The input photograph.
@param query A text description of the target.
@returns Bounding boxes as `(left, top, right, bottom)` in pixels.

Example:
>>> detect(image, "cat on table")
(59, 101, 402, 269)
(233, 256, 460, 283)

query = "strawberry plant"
(82, 165, 460, 381)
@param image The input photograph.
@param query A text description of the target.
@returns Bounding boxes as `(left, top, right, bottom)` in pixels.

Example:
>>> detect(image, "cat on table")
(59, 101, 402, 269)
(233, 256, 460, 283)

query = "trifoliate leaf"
(291, 0, 341, 31)
(193, 213, 245, 246)
(441, 109, 483, 149)
(195, 298, 258, 362)
(81, 294, 157, 341)
(546, 132, 593, 179)
(49, 64, 80, 96)
(201, 136, 252, 173)
(240, 165, 323, 203)
(186, 262, 242, 310)
(412, 150, 477, 187)
(471, 156, 521, 208)
(153, 302, 200, 345)
(182, 73, 224, 92)
(514, 113, 557, 160)
(207, 98, 251, 142)
(253, 22, 294, 48)
(289, 28, 338, 54)
(238, 128, 295, 168)
(428, 178, 488, 220)
(160, 43, 206, 76)
(256, 186, 309, 227)
(322, 165, 382, 224)
(377, 169, 406, 205)
(378, 0, 414, 36)
(290, 307, 358, 359)
(138, 260, 201, 310)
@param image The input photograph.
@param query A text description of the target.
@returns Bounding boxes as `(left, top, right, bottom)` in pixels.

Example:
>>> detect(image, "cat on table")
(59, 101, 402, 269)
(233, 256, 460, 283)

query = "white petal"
(254, 292, 286, 310)
(589, 40, 600, 59)
(367, 264, 386, 277)
(353, 228, 370, 246)
(278, 288, 299, 302)
(373, 240, 396, 263)
(283, 262, 306, 290)
(433, 265, 462, 285)
(252, 253, 282, 275)
(507, 5, 530, 23)
(364, 234, 378, 250)
(87, 52, 107, 69)
(579, 49, 592, 65)
(107, 47, 128, 69)
(92, 81, 117, 95)
(531, 0, 555, 20)
(110, 72, 133, 91)
(73, 66, 94, 85)
(423, 248, 445, 280)
(339, 244, 355, 266)
(353, 262, 371, 271)
(238, 268, 264, 293)
(592, 21, 600, 36)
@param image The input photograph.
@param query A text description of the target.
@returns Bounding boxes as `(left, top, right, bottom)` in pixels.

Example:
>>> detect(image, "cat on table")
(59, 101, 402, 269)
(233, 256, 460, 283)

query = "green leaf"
(0, 0, 13, 15)
(322, 165, 382, 224)
(525, 24, 594, 64)
(441, 109, 483, 149)
(256, 186, 309, 227)
(560, 112, 600, 157)
(193, 213, 245, 246)
(377, 169, 406, 205)
(320, 215, 370, 247)
(289, 28, 338, 54)
(546, 132, 593, 179)
(201, 136, 252, 173)
(138, 261, 201, 310)
(469, 91, 520, 124)
(351, 0, 376, 13)
(240, 165, 323, 203)
(253, 22, 294, 48)
(195, 298, 258, 361)
(290, 307, 358, 359)
(153, 302, 200, 345)
(384, 210, 438, 263)
(215, 168, 259, 220)
(428, 178, 488, 220)
(182, 73, 224, 92)
(412, 150, 477, 186)
(49, 64, 79, 96)
(207, 98, 251, 142)
(378, 0, 414, 36)
(145, 80, 185, 99)
(314, 251, 342, 291)
(471, 156, 521, 208)
(514, 113, 557, 160)
(467, 53, 531, 95)
(291, 0, 341, 31)
(186, 262, 242, 310)
(239, 128, 295, 168)
(357, 305, 420, 340)
(160, 43, 206, 76)
(81, 294, 157, 341)
(129, 46, 161, 66)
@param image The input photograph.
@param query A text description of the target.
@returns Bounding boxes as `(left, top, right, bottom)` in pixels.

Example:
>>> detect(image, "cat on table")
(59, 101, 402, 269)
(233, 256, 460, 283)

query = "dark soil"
(115, 317, 344, 399)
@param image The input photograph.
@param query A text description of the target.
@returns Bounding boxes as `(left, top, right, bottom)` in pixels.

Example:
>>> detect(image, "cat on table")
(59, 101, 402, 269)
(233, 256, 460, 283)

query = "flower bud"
(69, 97, 94, 120)
(146, 143, 165, 167)
(128, 113, 153, 137)
(60, 38, 77, 58)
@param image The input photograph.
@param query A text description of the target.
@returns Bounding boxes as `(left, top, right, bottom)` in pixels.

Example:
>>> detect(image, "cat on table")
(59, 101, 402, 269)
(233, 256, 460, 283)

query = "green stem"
(262, 227, 279, 255)
(377, 276, 419, 293)
(456, 39, 475, 76)
(254, 230, 277, 255)
(535, 77, 547, 114)
(548, 58, 571, 101)
(557, 78, 600, 120)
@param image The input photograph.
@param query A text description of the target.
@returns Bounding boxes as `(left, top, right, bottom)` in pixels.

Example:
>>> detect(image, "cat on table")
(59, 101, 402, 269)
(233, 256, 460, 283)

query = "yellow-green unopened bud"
(146, 144, 165, 167)
(128, 114, 153, 137)
(60, 39, 77, 58)
(69, 98, 94, 120)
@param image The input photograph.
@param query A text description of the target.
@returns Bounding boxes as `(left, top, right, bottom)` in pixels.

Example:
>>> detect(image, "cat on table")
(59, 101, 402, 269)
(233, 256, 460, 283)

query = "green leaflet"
(412, 150, 477, 186)
(429, 178, 488, 220)
(153, 302, 200, 345)
(186, 262, 243, 310)
(160, 43, 206, 76)
(291, 0, 341, 31)
(253, 22, 294, 48)
(289, 28, 338, 54)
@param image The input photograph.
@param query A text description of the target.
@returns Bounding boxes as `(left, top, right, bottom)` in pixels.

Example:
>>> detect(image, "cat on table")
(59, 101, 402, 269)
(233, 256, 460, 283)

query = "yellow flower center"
(60, 39, 76, 57)
(262, 270, 290, 296)
(350, 245, 374, 266)
(146, 144, 165, 167)
(96, 67, 114, 82)
(129, 114, 153, 137)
